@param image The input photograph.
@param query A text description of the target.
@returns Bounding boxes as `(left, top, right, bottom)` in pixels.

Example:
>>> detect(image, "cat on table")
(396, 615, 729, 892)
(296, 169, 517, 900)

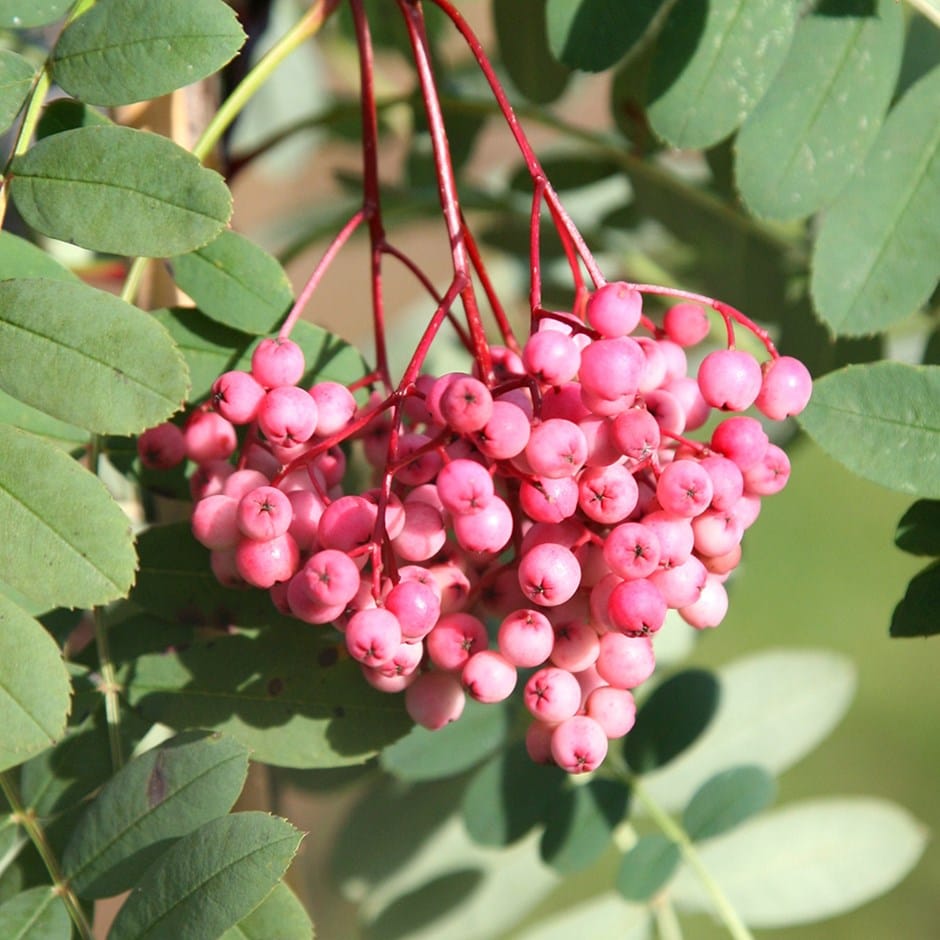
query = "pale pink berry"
(656, 459, 714, 518)
(585, 282, 642, 337)
(318, 494, 375, 554)
(237, 485, 293, 541)
(604, 522, 661, 580)
(453, 496, 513, 553)
(642, 511, 694, 567)
(579, 337, 644, 404)
(475, 400, 531, 460)
(550, 620, 600, 672)
(286, 489, 327, 551)
(644, 388, 687, 437)
(663, 303, 710, 347)
(711, 416, 769, 472)
(679, 575, 729, 629)
(309, 380, 357, 435)
(406, 671, 466, 729)
(743, 443, 791, 495)
(579, 415, 621, 467)
(607, 578, 667, 637)
(191, 494, 239, 550)
(189, 459, 235, 500)
(755, 355, 812, 419)
(235, 532, 299, 588)
(392, 501, 447, 562)
(184, 411, 237, 464)
(251, 337, 305, 388)
(692, 509, 744, 557)
(462, 650, 517, 703)
(611, 408, 660, 464)
(699, 455, 744, 511)
(221, 469, 271, 501)
(551, 715, 608, 773)
(541, 382, 592, 422)
(523, 330, 581, 385)
(361, 665, 417, 694)
(385, 579, 441, 642)
(436, 459, 494, 515)
(578, 464, 639, 524)
(210, 548, 244, 588)
(524, 667, 581, 722)
(426, 612, 488, 671)
(520, 475, 579, 523)
(518, 543, 582, 607)
(211, 370, 265, 425)
(258, 385, 318, 447)
(649, 555, 708, 608)
(440, 376, 494, 433)
(697, 349, 763, 411)
(585, 686, 636, 739)
(596, 632, 655, 688)
(497, 609, 555, 667)
(138, 422, 185, 469)
(636, 336, 668, 393)
(297, 549, 361, 607)
(525, 720, 557, 764)
(525, 419, 588, 479)
(345, 607, 402, 666)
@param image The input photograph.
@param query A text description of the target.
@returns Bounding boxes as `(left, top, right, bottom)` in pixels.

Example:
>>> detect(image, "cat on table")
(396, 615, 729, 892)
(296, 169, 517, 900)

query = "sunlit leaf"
(0, 389, 85, 450)
(798, 362, 940, 498)
(647, 0, 800, 149)
(890, 561, 940, 638)
(0, 51, 34, 135)
(0, 593, 71, 774)
(126, 623, 412, 768)
(219, 882, 313, 940)
(671, 798, 928, 927)
(0, 885, 70, 939)
(0, 279, 189, 434)
(62, 731, 249, 898)
(735, 0, 904, 221)
(0, 232, 77, 283)
(0, 425, 136, 609)
(811, 66, 940, 335)
(168, 230, 293, 335)
(546, 0, 664, 73)
(493, 0, 570, 104)
(10, 126, 231, 257)
(108, 813, 302, 940)
(52, 0, 245, 106)
(682, 765, 776, 841)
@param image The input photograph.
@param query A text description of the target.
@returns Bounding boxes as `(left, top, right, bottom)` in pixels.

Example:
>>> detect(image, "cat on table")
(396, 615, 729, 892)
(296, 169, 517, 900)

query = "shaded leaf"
(0, 279, 189, 435)
(0, 1, 70, 29)
(0, 885, 70, 940)
(616, 834, 680, 902)
(811, 66, 940, 335)
(0, 51, 34, 135)
(682, 765, 776, 841)
(108, 812, 302, 940)
(380, 699, 510, 782)
(641, 650, 856, 812)
(0, 425, 136, 610)
(461, 742, 566, 846)
(623, 669, 719, 773)
(546, 0, 664, 73)
(735, 0, 903, 221)
(890, 560, 940, 638)
(52, 0, 244, 106)
(797, 362, 940, 498)
(62, 731, 249, 899)
(126, 623, 412, 768)
(540, 778, 629, 875)
(168, 230, 293, 335)
(219, 881, 313, 940)
(0, 232, 77, 283)
(895, 499, 940, 556)
(0, 593, 70, 774)
(36, 99, 110, 140)
(0, 389, 86, 451)
(647, 0, 800, 149)
(671, 798, 928, 927)
(10, 125, 231, 257)
(493, 0, 570, 105)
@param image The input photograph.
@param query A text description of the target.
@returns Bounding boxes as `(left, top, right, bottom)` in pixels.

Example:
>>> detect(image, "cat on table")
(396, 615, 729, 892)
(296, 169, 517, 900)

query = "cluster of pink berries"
(138, 282, 811, 774)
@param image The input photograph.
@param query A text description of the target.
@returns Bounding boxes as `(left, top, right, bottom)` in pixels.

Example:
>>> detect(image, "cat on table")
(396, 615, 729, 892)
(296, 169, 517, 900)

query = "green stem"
(0, 66, 50, 228)
(192, 0, 340, 164)
(654, 897, 685, 940)
(0, 773, 94, 940)
(905, 0, 940, 27)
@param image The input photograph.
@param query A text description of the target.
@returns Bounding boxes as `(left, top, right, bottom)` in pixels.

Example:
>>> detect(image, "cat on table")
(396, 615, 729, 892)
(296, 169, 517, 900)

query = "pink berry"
(475, 400, 531, 460)
(518, 542, 582, 608)
(184, 411, 237, 464)
(258, 385, 319, 447)
(743, 443, 791, 495)
(524, 666, 582, 722)
(453, 496, 513, 553)
(191, 494, 239, 550)
(138, 422, 186, 469)
(310, 380, 357, 435)
(462, 650, 517, 703)
(607, 578, 667, 637)
(679, 575, 729, 629)
(596, 632, 655, 689)
(436, 459, 494, 515)
(697, 349, 763, 411)
(550, 715, 608, 773)
(755, 355, 812, 419)
(655, 459, 714, 518)
(392, 500, 447, 562)
(578, 464, 639, 524)
(211, 370, 265, 425)
(525, 419, 588, 479)
(710, 416, 769, 472)
(579, 337, 644, 404)
(525, 720, 557, 764)
(440, 375, 494, 433)
(426, 612, 488, 671)
(497, 609, 555, 667)
(523, 329, 582, 385)
(344, 607, 402, 666)
(251, 337, 305, 388)
(604, 522, 661, 580)
(235, 532, 299, 588)
(585, 282, 642, 337)
(405, 671, 466, 729)
(550, 620, 600, 672)
(519, 475, 579, 524)
(585, 686, 636, 738)
(663, 303, 710, 347)
(236, 485, 293, 541)
(385, 579, 441, 642)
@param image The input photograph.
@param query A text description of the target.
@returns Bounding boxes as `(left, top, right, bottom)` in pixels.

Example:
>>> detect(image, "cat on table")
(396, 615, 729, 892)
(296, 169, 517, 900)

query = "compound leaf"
(0, 278, 189, 435)
(682, 765, 776, 841)
(811, 65, 940, 336)
(0, 232, 78, 283)
(798, 362, 940, 498)
(0, 885, 70, 939)
(219, 882, 313, 940)
(62, 731, 250, 898)
(52, 0, 244, 107)
(107, 812, 302, 940)
(671, 798, 928, 927)
(10, 125, 231, 257)
(648, 0, 800, 149)
(0, 593, 71, 774)
(735, 0, 904, 221)
(0, 51, 35, 135)
(0, 425, 136, 610)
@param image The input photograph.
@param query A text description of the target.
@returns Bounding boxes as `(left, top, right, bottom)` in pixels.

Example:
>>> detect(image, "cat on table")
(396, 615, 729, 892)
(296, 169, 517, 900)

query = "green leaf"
(380, 699, 510, 782)
(671, 798, 928, 927)
(0, 389, 86, 450)
(682, 765, 776, 841)
(0, 886, 70, 940)
(169, 230, 293, 335)
(461, 742, 566, 846)
(0, 425, 137, 609)
(546, 0, 664, 73)
(797, 362, 940, 498)
(890, 560, 940, 638)
(0, 51, 35, 136)
(895, 499, 940, 555)
(36, 98, 110, 140)
(493, 0, 571, 105)
(0, 232, 77, 283)
(811, 66, 940, 336)
(0, 593, 70, 774)
(640, 650, 856, 813)
(540, 778, 629, 875)
(0, 1, 70, 28)
(107, 812, 302, 940)
(10, 125, 231, 257)
(647, 0, 801, 149)
(62, 731, 249, 899)
(52, 0, 244, 107)
(0, 279, 189, 435)
(735, 0, 904, 221)
(615, 834, 680, 902)
(219, 882, 313, 940)
(623, 669, 720, 773)
(126, 624, 412, 768)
